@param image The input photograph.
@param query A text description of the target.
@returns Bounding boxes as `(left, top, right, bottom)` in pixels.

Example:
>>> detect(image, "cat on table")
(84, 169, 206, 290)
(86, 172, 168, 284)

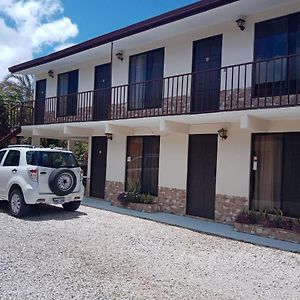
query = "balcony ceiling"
(18, 0, 298, 75)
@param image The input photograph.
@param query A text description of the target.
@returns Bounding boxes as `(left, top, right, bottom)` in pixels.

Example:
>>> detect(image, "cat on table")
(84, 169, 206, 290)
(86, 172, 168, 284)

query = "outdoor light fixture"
(115, 51, 124, 61)
(48, 70, 54, 78)
(105, 133, 113, 140)
(236, 18, 246, 31)
(217, 128, 228, 140)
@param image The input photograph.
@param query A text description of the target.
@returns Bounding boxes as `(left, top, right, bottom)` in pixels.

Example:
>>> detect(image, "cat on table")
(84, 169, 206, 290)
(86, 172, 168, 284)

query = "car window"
(38, 151, 79, 168)
(0, 150, 7, 164)
(3, 150, 20, 167)
(26, 151, 38, 165)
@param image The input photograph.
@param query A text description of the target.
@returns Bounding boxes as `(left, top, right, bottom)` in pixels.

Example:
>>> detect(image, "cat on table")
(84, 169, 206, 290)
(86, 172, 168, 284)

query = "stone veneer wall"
(105, 181, 125, 202)
(158, 187, 186, 215)
(215, 194, 248, 224)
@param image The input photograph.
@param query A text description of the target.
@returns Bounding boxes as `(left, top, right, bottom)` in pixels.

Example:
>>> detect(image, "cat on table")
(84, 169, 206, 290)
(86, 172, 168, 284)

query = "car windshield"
(27, 151, 79, 168)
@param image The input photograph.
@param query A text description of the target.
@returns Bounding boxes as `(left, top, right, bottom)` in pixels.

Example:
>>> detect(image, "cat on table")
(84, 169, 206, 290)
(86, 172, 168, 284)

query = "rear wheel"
(62, 201, 81, 211)
(8, 188, 30, 218)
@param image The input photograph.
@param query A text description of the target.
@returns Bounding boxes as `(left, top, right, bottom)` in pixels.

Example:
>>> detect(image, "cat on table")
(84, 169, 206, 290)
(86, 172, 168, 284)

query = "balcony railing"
(9, 53, 300, 126)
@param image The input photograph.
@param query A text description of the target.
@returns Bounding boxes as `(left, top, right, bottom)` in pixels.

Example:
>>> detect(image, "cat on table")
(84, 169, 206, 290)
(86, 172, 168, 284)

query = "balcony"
(7, 54, 300, 127)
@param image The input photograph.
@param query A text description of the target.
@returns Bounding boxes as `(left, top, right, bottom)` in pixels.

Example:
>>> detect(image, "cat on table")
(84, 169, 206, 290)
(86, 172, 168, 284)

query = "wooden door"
(187, 134, 218, 219)
(93, 63, 111, 121)
(34, 79, 46, 125)
(90, 137, 107, 198)
(192, 35, 222, 113)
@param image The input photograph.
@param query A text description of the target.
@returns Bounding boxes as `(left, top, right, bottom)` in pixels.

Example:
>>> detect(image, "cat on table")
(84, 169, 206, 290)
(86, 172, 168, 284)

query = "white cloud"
(54, 42, 76, 52)
(0, 0, 79, 78)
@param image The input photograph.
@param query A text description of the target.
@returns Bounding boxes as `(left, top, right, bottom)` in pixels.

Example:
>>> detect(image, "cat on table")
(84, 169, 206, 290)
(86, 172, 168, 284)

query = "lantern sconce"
(48, 70, 54, 78)
(105, 133, 113, 140)
(217, 128, 228, 140)
(236, 18, 246, 31)
(115, 51, 124, 61)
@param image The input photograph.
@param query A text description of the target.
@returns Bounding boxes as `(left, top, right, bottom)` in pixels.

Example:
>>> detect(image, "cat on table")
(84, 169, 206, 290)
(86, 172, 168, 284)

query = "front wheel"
(8, 188, 30, 218)
(62, 201, 81, 212)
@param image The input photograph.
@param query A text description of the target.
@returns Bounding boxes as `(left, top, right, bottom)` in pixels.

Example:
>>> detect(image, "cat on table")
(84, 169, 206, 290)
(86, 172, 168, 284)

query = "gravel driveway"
(0, 202, 299, 300)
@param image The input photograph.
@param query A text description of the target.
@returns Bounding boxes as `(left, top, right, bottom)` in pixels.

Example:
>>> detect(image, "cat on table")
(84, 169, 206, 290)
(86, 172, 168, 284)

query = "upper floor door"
(192, 35, 222, 113)
(34, 79, 46, 125)
(93, 63, 111, 121)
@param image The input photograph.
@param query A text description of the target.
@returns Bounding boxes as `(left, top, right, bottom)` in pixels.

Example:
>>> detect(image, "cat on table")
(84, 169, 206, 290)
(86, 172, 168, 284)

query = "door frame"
(93, 63, 112, 121)
(186, 134, 218, 219)
(90, 136, 108, 199)
(191, 34, 223, 113)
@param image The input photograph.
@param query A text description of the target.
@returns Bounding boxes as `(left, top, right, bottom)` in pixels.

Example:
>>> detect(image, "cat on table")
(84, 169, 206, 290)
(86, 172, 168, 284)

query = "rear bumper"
(24, 184, 85, 205)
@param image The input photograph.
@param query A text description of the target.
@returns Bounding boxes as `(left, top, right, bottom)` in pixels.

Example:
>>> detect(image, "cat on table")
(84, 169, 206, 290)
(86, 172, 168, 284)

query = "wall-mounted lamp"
(217, 128, 228, 140)
(105, 133, 113, 140)
(48, 70, 54, 78)
(115, 51, 124, 61)
(236, 18, 246, 31)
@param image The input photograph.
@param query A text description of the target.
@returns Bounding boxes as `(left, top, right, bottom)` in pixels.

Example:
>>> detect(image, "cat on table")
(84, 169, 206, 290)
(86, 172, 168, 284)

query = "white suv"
(0, 145, 85, 217)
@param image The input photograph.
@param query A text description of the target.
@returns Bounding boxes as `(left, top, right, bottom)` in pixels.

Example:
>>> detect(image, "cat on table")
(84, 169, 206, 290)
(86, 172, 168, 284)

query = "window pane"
(141, 136, 160, 196)
(128, 48, 164, 109)
(4, 150, 20, 167)
(0, 150, 7, 164)
(251, 134, 282, 211)
(126, 137, 143, 192)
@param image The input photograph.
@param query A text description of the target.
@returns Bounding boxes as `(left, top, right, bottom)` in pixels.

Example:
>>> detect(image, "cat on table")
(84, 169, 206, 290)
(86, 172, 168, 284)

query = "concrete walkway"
(82, 197, 300, 253)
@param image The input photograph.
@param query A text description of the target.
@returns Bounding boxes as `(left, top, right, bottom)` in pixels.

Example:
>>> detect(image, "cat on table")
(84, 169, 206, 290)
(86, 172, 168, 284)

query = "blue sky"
(61, 0, 196, 44)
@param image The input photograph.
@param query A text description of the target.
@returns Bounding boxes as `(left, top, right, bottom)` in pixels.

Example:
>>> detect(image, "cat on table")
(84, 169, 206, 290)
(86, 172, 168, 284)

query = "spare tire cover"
(48, 169, 77, 196)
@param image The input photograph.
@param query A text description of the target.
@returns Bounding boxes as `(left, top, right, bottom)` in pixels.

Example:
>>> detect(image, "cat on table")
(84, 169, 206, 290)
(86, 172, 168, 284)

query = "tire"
(62, 201, 81, 211)
(8, 188, 30, 218)
(49, 169, 77, 196)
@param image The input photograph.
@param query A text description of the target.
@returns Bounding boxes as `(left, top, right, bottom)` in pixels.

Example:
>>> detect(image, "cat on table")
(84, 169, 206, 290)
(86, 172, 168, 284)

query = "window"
(126, 136, 160, 196)
(0, 150, 7, 164)
(254, 13, 300, 96)
(57, 70, 79, 116)
(128, 48, 164, 110)
(3, 150, 20, 166)
(251, 133, 300, 218)
(26, 151, 38, 165)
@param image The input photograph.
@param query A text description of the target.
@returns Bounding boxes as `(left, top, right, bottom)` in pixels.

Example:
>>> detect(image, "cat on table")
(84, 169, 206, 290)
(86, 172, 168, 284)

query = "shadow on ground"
(0, 201, 87, 221)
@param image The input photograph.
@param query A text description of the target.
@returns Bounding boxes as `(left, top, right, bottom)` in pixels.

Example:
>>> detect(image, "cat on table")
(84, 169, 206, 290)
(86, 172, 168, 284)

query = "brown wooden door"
(192, 35, 222, 113)
(187, 134, 218, 219)
(34, 79, 46, 125)
(93, 63, 111, 121)
(90, 137, 107, 198)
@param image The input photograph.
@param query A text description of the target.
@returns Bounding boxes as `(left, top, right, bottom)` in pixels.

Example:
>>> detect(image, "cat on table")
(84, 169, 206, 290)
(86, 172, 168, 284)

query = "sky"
(0, 0, 196, 78)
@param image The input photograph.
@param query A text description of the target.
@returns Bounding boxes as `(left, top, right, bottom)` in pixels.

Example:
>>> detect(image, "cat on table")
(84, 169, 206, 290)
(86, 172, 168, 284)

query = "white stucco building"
(7, 0, 300, 222)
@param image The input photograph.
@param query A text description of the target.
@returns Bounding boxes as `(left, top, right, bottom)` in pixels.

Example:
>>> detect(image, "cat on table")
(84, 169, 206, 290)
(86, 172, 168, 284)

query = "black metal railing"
(6, 53, 300, 126)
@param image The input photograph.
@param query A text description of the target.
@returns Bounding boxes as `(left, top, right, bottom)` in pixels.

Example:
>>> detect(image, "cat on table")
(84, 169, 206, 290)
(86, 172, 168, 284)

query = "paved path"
(83, 197, 300, 253)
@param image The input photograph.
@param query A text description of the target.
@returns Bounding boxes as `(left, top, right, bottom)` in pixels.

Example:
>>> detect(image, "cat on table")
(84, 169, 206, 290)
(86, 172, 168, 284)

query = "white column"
(67, 139, 76, 152)
(31, 136, 41, 147)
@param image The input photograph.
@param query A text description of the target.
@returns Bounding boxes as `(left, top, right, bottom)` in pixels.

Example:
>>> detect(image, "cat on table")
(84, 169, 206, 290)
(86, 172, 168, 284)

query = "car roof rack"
(7, 145, 35, 149)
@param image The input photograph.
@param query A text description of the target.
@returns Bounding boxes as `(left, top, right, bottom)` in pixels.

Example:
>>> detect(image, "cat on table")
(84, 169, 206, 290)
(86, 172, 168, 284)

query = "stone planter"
(234, 223, 300, 244)
(111, 198, 160, 213)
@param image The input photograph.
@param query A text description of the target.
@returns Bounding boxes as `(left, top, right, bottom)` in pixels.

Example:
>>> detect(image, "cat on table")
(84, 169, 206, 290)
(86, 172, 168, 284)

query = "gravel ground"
(0, 202, 299, 300)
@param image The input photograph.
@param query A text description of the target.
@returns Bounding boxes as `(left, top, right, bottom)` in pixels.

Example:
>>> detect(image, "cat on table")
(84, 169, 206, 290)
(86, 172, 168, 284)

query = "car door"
(0, 150, 20, 199)
(0, 149, 8, 199)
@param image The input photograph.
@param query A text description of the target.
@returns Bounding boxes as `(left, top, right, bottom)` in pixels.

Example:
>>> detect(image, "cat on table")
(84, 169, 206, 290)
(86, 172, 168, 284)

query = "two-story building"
(7, 0, 300, 222)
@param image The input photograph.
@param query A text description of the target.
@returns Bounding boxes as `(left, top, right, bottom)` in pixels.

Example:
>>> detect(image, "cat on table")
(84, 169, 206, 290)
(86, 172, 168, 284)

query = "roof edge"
(9, 0, 239, 73)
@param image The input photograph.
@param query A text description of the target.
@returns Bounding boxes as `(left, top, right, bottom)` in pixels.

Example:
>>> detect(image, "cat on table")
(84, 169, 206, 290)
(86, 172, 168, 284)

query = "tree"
(3, 73, 33, 102)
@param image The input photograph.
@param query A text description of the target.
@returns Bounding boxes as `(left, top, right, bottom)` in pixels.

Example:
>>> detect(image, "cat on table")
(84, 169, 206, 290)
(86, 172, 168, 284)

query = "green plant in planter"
(140, 193, 155, 204)
(127, 180, 141, 194)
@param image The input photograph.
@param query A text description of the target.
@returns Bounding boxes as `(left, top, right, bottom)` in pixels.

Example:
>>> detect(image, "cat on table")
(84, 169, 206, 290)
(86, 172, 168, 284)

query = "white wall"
(159, 134, 189, 190)
(216, 125, 252, 198)
(106, 134, 127, 182)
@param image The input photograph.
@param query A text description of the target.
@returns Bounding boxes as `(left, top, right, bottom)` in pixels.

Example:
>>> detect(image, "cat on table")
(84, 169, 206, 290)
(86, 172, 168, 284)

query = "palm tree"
(4, 73, 33, 102)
